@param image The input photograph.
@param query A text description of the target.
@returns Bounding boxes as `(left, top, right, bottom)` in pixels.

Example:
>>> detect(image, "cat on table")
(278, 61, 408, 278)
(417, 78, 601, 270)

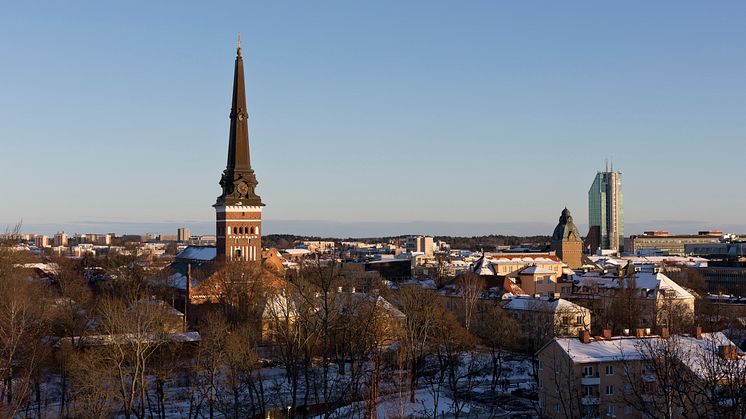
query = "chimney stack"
(695, 326, 702, 340)
(603, 329, 612, 339)
(719, 345, 738, 361)
(635, 328, 645, 338)
(580, 330, 591, 344)
(661, 327, 670, 339)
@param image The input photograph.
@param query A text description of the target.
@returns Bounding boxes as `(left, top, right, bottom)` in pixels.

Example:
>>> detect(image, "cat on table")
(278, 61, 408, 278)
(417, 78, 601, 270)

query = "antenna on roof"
(604, 158, 609, 172)
(610, 157, 614, 172)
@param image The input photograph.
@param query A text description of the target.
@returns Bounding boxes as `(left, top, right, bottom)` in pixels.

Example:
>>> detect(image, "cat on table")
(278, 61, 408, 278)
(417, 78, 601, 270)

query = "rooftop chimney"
(661, 327, 670, 339)
(695, 326, 702, 340)
(603, 329, 612, 339)
(719, 345, 738, 361)
(580, 330, 591, 344)
(635, 329, 645, 338)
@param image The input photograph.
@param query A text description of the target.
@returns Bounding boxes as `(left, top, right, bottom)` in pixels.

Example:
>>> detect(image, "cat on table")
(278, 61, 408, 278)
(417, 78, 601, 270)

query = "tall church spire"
(215, 38, 265, 262)
(216, 37, 263, 207)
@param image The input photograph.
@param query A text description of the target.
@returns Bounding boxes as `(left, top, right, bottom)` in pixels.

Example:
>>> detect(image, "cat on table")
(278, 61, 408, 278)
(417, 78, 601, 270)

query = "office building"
(588, 169, 624, 252)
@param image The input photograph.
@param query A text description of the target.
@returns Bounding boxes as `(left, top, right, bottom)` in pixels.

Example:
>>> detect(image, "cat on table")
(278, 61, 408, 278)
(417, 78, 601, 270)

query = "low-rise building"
(573, 270, 695, 333)
(537, 329, 746, 418)
(625, 231, 727, 256)
(503, 296, 590, 351)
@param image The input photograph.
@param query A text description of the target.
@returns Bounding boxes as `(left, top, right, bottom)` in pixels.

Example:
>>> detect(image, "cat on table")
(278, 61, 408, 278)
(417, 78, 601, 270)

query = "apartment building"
(537, 329, 745, 418)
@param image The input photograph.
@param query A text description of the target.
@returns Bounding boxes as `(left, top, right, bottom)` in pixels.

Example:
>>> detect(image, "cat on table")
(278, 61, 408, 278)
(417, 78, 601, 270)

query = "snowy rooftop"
(575, 271, 694, 300)
(176, 246, 216, 261)
(283, 248, 312, 256)
(552, 332, 745, 380)
(504, 296, 588, 313)
(520, 266, 556, 275)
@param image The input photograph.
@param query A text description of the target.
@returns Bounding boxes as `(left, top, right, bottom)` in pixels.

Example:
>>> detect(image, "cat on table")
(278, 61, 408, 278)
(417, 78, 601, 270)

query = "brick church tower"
(214, 39, 264, 261)
(551, 208, 583, 269)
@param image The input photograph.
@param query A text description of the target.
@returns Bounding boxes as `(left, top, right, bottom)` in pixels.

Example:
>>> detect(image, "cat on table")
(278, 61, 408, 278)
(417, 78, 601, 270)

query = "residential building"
(573, 270, 695, 330)
(537, 330, 745, 418)
(177, 227, 190, 242)
(503, 296, 590, 350)
(53, 231, 68, 247)
(588, 169, 624, 252)
(34, 235, 49, 248)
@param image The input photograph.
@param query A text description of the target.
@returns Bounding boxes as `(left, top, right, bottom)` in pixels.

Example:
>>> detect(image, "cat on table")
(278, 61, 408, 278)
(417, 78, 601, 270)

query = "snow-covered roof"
(504, 297, 588, 313)
(550, 332, 745, 380)
(176, 246, 216, 261)
(575, 271, 694, 300)
(283, 248, 312, 256)
(520, 266, 556, 275)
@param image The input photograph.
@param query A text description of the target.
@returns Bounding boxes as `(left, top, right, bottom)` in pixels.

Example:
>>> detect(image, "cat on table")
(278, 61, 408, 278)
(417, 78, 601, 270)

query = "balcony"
(581, 374, 601, 386)
(581, 395, 601, 406)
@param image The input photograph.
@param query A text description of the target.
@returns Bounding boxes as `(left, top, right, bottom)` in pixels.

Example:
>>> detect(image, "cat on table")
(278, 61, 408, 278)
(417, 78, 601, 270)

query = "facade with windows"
(588, 170, 624, 252)
(537, 330, 745, 418)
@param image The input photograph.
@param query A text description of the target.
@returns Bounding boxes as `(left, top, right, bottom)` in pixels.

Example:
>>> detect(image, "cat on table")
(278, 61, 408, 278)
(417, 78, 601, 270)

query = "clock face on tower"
(236, 181, 249, 196)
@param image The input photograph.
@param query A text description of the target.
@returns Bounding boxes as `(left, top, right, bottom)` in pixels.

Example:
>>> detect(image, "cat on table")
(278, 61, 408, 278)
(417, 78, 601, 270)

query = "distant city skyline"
(2, 1, 745, 237)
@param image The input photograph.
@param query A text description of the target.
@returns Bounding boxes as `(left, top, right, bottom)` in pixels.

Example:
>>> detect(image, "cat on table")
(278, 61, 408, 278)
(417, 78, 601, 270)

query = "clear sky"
(1, 1, 745, 237)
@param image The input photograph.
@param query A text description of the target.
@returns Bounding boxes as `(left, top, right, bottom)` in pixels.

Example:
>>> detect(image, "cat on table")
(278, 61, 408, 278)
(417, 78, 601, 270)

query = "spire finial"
(237, 32, 242, 57)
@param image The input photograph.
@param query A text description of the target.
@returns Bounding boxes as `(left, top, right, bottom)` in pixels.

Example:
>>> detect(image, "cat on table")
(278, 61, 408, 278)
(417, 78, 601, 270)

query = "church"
(168, 40, 284, 310)
(213, 37, 265, 262)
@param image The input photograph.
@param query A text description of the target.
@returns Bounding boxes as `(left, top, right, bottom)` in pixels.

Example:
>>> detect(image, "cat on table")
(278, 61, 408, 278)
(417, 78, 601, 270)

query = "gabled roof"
(574, 271, 694, 300)
(504, 296, 588, 313)
(176, 246, 217, 261)
(546, 332, 746, 381)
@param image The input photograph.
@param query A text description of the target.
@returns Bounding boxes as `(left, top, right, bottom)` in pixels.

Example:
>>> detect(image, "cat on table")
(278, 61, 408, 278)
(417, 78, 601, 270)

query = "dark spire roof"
(552, 207, 582, 243)
(227, 42, 250, 171)
(215, 39, 263, 207)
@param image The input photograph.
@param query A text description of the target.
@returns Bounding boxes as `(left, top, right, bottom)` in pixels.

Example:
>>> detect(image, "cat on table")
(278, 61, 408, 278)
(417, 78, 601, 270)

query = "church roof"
(215, 40, 263, 207)
(552, 207, 582, 243)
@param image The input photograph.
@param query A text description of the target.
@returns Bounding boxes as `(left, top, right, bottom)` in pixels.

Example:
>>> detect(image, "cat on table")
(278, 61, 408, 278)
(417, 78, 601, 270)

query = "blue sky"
(1, 1, 745, 237)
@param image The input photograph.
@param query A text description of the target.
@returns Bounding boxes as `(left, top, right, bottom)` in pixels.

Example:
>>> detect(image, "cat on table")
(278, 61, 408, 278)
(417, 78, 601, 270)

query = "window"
(605, 405, 615, 417)
(538, 360, 544, 371)
(605, 365, 614, 376)
(538, 379, 543, 389)
(583, 366, 594, 377)
(562, 317, 570, 326)
(576, 315, 584, 325)
(555, 404, 561, 413)
(624, 384, 632, 395)
(606, 385, 614, 396)
(624, 405, 632, 414)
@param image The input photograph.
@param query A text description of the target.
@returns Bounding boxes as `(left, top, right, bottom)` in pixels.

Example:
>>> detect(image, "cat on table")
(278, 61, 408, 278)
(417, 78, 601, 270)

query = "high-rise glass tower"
(588, 170, 624, 252)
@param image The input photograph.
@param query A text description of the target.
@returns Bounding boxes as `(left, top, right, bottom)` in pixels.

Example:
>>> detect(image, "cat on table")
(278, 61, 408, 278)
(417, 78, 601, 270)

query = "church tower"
(214, 38, 264, 261)
(551, 208, 583, 269)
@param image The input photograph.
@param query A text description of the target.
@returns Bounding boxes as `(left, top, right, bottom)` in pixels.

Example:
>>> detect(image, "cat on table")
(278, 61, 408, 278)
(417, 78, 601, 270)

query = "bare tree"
(0, 260, 50, 418)
(457, 273, 484, 333)
(397, 286, 440, 404)
(475, 304, 522, 392)
(96, 295, 171, 419)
